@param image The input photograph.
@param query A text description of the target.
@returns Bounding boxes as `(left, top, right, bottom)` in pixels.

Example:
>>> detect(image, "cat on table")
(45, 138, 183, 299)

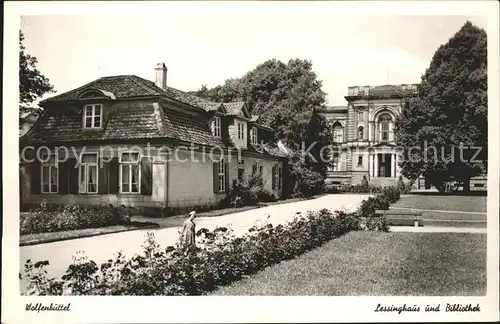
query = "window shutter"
(213, 162, 219, 193)
(141, 157, 153, 195)
(224, 162, 229, 192)
(58, 161, 69, 194)
(68, 158, 79, 194)
(30, 161, 41, 195)
(108, 158, 119, 194)
(271, 165, 276, 190)
(278, 166, 282, 190)
(259, 165, 263, 175)
(98, 159, 109, 194)
(252, 163, 257, 176)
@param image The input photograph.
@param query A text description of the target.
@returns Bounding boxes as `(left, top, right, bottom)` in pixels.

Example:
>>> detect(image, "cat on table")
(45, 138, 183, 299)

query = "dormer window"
(83, 104, 102, 128)
(250, 127, 258, 145)
(213, 116, 221, 138)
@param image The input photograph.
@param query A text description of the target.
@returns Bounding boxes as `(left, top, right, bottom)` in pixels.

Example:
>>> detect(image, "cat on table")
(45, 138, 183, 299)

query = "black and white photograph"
(2, 1, 499, 323)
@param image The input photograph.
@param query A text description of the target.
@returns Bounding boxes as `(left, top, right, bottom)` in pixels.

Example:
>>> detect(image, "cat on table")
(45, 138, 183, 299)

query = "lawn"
(392, 194, 487, 213)
(210, 231, 486, 296)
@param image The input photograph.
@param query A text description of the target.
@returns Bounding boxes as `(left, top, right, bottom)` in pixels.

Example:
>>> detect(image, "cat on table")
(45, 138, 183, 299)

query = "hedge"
(21, 188, 400, 296)
(20, 201, 131, 235)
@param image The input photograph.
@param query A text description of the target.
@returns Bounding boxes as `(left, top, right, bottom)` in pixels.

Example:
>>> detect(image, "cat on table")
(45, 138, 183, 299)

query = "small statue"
(179, 211, 197, 250)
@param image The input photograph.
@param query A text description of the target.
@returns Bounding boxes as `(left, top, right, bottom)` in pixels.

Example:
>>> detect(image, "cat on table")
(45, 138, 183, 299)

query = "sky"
(20, 8, 487, 106)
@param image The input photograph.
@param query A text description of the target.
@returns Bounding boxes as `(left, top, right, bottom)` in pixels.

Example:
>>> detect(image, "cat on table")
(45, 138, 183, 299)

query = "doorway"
(378, 154, 392, 177)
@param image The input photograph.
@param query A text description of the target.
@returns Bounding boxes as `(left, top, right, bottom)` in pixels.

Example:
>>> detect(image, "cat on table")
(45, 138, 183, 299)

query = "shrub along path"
(20, 194, 370, 293)
(20, 222, 160, 246)
(211, 231, 487, 296)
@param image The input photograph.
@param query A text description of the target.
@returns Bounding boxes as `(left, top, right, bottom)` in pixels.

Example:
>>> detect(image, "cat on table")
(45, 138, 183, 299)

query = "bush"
(381, 186, 401, 203)
(20, 201, 131, 235)
(257, 190, 278, 202)
(338, 184, 383, 194)
(290, 166, 325, 198)
(361, 175, 369, 188)
(354, 187, 401, 232)
(224, 173, 277, 207)
(397, 176, 413, 194)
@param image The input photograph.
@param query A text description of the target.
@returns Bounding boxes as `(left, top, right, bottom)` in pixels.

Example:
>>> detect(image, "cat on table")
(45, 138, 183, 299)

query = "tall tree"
(19, 31, 54, 114)
(191, 58, 326, 125)
(395, 21, 487, 192)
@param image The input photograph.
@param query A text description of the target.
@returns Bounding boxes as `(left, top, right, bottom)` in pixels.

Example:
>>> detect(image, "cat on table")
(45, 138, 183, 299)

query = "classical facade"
(321, 84, 419, 188)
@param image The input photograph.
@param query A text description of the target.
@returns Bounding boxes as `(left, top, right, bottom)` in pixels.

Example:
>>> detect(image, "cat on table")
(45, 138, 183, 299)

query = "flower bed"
(21, 189, 400, 296)
(20, 201, 131, 235)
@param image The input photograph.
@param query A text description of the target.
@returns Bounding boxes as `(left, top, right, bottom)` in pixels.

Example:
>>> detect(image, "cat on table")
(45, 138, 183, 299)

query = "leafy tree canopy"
(395, 21, 487, 191)
(19, 31, 54, 113)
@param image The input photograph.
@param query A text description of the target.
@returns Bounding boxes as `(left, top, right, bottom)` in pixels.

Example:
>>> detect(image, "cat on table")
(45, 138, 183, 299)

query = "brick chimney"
(155, 63, 167, 89)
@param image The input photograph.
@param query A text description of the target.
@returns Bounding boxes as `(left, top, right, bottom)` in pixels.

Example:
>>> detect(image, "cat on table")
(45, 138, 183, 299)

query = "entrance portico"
(369, 152, 399, 178)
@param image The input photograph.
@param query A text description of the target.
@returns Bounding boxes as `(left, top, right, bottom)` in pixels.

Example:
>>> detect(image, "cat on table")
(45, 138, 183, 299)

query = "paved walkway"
(19, 194, 370, 291)
(390, 226, 486, 233)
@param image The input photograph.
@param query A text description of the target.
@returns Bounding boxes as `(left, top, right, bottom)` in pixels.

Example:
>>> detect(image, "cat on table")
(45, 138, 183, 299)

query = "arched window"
(379, 114, 393, 141)
(332, 123, 344, 143)
(358, 126, 364, 140)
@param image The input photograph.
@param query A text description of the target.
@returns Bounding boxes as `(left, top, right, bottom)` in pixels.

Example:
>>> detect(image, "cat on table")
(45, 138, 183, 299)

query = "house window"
(332, 153, 340, 171)
(119, 152, 141, 194)
(358, 156, 363, 167)
(379, 114, 393, 142)
(252, 161, 262, 176)
(358, 126, 364, 140)
(218, 159, 226, 192)
(213, 116, 221, 138)
(237, 122, 246, 140)
(79, 153, 98, 193)
(250, 127, 258, 145)
(83, 104, 102, 128)
(333, 125, 344, 143)
(41, 164, 58, 194)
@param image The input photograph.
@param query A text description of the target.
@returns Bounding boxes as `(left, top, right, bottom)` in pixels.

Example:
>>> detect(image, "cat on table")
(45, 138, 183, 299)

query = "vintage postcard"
(2, 1, 499, 323)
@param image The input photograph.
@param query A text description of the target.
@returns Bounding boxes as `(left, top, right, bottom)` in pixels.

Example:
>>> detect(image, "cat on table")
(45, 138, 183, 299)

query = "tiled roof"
(30, 74, 274, 150)
(21, 100, 225, 148)
(222, 102, 246, 116)
(41, 75, 227, 113)
(263, 142, 289, 158)
(40, 75, 161, 103)
(22, 102, 163, 145)
(20, 107, 42, 121)
(162, 86, 222, 112)
(248, 142, 289, 158)
(162, 107, 225, 147)
(250, 115, 260, 122)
